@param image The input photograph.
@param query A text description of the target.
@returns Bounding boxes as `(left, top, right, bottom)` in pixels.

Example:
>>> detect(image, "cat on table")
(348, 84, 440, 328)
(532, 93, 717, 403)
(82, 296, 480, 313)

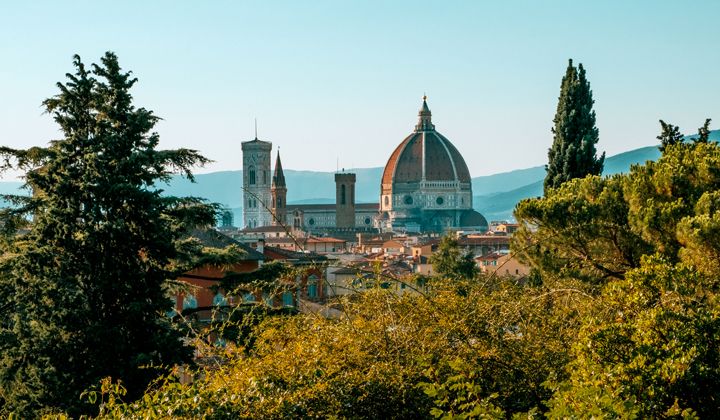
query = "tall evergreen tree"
(544, 59, 605, 193)
(0, 53, 217, 417)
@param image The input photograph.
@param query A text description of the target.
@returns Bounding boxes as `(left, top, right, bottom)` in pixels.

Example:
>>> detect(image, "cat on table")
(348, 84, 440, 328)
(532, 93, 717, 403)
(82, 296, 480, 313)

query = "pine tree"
(0, 53, 217, 417)
(657, 120, 684, 152)
(544, 59, 605, 193)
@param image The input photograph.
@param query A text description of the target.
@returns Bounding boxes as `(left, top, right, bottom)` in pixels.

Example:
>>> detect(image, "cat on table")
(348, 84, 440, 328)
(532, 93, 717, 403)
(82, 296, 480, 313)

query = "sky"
(1, 1, 718, 179)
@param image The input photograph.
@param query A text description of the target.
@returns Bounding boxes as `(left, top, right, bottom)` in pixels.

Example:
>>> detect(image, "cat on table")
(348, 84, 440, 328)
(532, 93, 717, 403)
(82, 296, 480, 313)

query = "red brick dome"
(382, 98, 471, 189)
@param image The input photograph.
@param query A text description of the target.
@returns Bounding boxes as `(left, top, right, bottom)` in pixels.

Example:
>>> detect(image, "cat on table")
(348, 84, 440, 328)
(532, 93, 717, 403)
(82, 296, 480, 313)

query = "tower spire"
(254, 118, 258, 140)
(415, 94, 434, 132)
(272, 150, 286, 188)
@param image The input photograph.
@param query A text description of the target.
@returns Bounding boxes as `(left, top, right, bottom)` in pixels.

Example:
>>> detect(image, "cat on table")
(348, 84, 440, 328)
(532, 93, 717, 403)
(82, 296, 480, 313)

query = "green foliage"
(91, 274, 585, 418)
(514, 174, 650, 285)
(0, 53, 216, 417)
(694, 118, 712, 144)
(547, 256, 719, 418)
(518, 140, 720, 416)
(544, 59, 605, 193)
(657, 120, 684, 152)
(429, 235, 479, 280)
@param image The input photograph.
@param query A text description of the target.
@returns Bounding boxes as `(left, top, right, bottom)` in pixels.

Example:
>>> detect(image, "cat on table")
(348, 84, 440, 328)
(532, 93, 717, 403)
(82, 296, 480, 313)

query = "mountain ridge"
(1, 130, 717, 225)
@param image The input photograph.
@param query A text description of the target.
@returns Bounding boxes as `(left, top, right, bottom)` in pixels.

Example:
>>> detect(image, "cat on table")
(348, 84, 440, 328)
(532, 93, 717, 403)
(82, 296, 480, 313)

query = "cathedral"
(241, 97, 487, 233)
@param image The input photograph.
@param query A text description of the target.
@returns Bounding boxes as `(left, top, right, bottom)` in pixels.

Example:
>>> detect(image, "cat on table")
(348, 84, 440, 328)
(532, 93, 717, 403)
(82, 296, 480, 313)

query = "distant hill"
(474, 130, 720, 221)
(2, 130, 717, 225)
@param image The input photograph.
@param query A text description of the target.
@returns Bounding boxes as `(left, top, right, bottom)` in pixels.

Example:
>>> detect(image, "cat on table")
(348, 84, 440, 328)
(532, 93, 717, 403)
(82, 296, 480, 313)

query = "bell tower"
(241, 135, 272, 228)
(335, 172, 356, 228)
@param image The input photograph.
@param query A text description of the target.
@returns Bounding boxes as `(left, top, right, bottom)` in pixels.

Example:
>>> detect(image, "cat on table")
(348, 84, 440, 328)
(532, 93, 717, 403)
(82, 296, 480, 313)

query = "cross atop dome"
(415, 95, 435, 132)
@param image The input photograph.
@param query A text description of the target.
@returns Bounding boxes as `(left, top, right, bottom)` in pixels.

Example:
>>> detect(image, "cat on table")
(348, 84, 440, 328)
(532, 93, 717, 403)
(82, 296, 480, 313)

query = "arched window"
(248, 166, 256, 185)
(341, 184, 346, 205)
(182, 294, 197, 310)
(244, 292, 256, 302)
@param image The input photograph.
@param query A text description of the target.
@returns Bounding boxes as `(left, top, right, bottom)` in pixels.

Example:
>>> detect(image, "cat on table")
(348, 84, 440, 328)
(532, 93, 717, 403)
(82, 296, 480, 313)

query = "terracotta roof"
(458, 236, 510, 246)
(475, 252, 505, 261)
(306, 236, 346, 244)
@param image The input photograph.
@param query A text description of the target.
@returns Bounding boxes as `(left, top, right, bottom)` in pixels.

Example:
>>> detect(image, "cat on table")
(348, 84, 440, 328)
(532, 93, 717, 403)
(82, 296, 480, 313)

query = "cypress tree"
(544, 59, 605, 193)
(0, 53, 217, 417)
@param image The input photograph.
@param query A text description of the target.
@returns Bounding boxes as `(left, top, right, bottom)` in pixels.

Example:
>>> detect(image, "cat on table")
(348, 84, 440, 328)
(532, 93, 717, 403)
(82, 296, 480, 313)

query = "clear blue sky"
(1, 1, 718, 178)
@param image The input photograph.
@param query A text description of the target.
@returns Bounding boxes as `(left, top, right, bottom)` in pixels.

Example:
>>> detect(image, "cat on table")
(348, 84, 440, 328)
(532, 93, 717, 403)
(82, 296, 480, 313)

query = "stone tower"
(335, 172, 356, 228)
(271, 151, 287, 226)
(241, 136, 272, 228)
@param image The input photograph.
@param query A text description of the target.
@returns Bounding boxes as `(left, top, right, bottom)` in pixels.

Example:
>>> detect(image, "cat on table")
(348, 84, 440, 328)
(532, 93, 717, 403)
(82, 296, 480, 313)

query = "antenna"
(254, 118, 258, 140)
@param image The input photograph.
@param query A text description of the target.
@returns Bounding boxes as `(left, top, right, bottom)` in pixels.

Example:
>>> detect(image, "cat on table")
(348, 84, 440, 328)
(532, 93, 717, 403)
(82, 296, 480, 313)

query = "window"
(341, 184, 346, 205)
(244, 292, 255, 302)
(248, 167, 256, 185)
(308, 218, 315, 226)
(282, 291, 294, 307)
(182, 294, 197, 310)
(384, 196, 389, 206)
(307, 275, 319, 298)
(436, 196, 444, 205)
(213, 293, 227, 306)
(404, 195, 413, 205)
(364, 217, 371, 225)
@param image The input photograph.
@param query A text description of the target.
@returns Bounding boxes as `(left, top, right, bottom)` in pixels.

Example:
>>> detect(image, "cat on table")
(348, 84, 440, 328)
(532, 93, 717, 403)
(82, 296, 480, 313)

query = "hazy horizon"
(2, 1, 718, 180)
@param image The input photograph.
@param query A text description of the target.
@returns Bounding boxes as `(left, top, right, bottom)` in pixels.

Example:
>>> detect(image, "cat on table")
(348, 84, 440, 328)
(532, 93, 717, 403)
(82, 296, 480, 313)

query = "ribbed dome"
(382, 98, 471, 187)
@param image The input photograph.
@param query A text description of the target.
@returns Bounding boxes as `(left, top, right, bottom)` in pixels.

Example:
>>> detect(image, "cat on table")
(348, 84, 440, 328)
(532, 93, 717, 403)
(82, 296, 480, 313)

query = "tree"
(429, 234, 478, 280)
(694, 118, 712, 144)
(0, 53, 217, 417)
(544, 59, 605, 193)
(657, 120, 684, 152)
(517, 140, 720, 416)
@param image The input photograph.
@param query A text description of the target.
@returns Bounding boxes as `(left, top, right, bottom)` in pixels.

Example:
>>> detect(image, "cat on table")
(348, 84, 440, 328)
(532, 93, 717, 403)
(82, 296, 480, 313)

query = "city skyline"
(1, 0, 718, 179)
